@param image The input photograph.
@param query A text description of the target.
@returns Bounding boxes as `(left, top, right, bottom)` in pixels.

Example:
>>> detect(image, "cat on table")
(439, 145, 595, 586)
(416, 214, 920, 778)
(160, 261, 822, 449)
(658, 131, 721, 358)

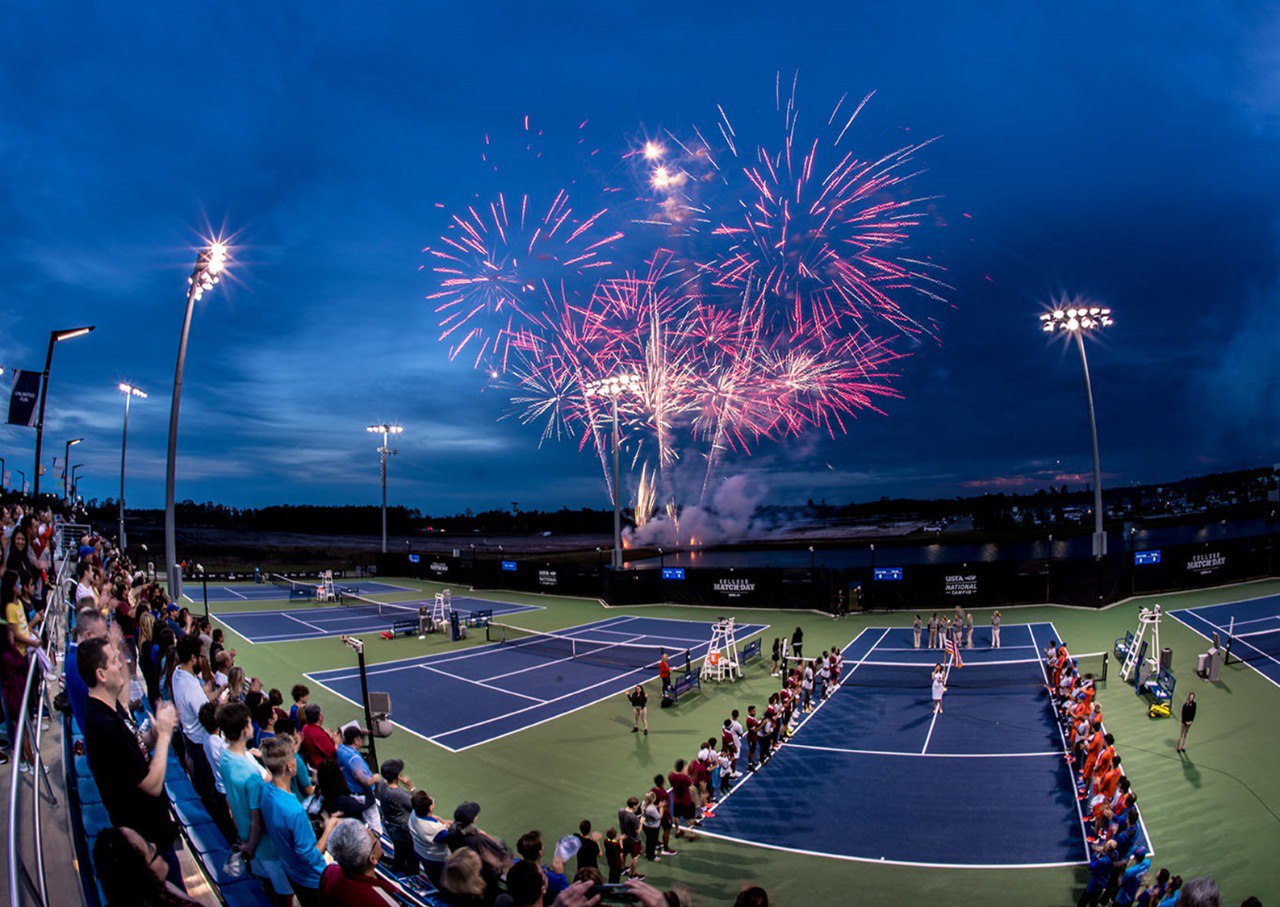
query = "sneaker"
(643, 729, 648, 736)
(19, 762, 32, 775)
(662, 848, 678, 856)
(650, 855, 661, 863)
(0, 751, 9, 766)
(629, 872, 646, 881)
(631, 727, 639, 734)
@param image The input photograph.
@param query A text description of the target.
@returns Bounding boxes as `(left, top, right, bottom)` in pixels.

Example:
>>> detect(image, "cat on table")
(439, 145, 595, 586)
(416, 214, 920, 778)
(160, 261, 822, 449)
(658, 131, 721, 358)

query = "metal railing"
(7, 544, 74, 906)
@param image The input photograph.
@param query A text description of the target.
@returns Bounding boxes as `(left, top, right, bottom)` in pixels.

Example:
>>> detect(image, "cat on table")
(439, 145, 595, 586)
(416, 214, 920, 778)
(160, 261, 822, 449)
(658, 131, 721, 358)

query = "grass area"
(207, 578, 1280, 905)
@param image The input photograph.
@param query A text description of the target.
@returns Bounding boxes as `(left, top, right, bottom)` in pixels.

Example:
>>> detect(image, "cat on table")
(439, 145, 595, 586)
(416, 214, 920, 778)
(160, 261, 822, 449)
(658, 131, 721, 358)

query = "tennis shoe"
(631, 727, 638, 733)
(662, 847, 678, 856)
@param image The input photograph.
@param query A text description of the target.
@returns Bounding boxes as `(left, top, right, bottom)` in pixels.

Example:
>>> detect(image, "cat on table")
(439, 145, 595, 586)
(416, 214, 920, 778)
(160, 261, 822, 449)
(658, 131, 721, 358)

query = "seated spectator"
(77, 637, 184, 887)
(317, 758, 375, 819)
(409, 790, 451, 885)
(375, 758, 418, 876)
(438, 847, 488, 907)
(444, 802, 510, 900)
(320, 817, 403, 905)
(497, 859, 545, 907)
(93, 826, 200, 907)
(299, 703, 338, 768)
(336, 725, 384, 832)
(259, 737, 343, 907)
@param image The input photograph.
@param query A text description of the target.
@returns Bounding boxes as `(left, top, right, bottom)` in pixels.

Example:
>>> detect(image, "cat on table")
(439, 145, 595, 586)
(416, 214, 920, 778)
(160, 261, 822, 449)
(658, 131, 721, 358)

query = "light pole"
(63, 438, 83, 502)
(117, 383, 147, 549)
(583, 373, 642, 569)
(166, 241, 229, 602)
(366, 424, 403, 553)
(70, 463, 84, 502)
(1040, 301, 1114, 558)
(31, 326, 95, 498)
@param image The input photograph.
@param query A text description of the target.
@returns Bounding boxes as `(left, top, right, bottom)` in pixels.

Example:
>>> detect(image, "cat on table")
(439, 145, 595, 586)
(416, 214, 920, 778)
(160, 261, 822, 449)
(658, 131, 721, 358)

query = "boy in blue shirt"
(259, 737, 342, 907)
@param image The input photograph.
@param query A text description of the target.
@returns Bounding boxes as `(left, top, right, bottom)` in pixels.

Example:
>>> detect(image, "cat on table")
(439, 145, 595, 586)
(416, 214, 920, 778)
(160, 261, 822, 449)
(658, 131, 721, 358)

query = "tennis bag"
(1148, 702, 1171, 718)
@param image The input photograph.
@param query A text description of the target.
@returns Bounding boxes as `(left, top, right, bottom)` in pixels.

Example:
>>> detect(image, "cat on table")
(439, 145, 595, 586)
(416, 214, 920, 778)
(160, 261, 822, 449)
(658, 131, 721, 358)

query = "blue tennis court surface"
(1169, 593, 1280, 690)
(213, 597, 541, 643)
(701, 622, 1125, 867)
(307, 615, 768, 752)
(193, 580, 414, 603)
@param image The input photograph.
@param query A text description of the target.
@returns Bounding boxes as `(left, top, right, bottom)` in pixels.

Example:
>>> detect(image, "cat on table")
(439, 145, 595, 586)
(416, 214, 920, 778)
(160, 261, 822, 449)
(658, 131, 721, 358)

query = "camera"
(590, 884, 640, 903)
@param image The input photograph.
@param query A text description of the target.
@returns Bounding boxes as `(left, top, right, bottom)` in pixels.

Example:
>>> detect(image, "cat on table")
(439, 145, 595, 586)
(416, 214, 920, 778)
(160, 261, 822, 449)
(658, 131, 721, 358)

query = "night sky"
(2, 3, 1278, 515)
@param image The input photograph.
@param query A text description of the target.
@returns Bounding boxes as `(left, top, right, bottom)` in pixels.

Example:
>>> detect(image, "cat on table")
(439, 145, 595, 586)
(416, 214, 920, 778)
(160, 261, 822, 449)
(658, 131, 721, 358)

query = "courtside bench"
(742, 639, 762, 662)
(669, 670, 701, 702)
(1138, 666, 1175, 703)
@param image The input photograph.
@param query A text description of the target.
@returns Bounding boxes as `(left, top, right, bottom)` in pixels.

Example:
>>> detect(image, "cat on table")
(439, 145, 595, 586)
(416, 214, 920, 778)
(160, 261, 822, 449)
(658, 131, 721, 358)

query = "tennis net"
(271, 574, 316, 598)
(790, 651, 1108, 690)
(487, 621, 667, 671)
(1226, 627, 1280, 666)
(339, 592, 423, 621)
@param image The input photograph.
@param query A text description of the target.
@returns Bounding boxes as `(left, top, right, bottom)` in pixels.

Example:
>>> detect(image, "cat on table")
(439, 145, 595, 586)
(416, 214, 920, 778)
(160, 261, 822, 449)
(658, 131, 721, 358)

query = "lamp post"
(70, 463, 84, 502)
(1040, 300, 1114, 558)
(117, 383, 147, 549)
(166, 241, 230, 602)
(63, 438, 83, 502)
(196, 563, 209, 620)
(32, 326, 95, 498)
(583, 373, 642, 569)
(366, 424, 403, 553)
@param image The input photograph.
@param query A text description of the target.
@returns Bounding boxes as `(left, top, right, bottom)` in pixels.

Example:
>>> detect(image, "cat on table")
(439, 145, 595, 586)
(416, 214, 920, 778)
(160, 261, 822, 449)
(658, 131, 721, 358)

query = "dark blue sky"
(2, 2, 1278, 514)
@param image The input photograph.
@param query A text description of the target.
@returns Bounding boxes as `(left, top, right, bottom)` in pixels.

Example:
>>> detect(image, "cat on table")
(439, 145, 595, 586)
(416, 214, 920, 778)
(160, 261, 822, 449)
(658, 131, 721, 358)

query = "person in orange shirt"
(1089, 736, 1117, 796)
(1096, 756, 1123, 801)
(1080, 726, 1106, 784)
(658, 654, 671, 696)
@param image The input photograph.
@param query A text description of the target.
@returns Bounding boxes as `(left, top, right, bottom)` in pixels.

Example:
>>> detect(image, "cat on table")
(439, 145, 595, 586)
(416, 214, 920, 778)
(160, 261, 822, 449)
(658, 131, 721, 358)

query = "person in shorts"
(626, 684, 648, 735)
(616, 797, 644, 880)
(667, 760, 698, 839)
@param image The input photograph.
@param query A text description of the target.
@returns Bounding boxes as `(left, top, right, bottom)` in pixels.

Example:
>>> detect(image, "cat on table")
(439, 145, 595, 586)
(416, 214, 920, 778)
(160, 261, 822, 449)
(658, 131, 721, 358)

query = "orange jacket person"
(658, 654, 672, 693)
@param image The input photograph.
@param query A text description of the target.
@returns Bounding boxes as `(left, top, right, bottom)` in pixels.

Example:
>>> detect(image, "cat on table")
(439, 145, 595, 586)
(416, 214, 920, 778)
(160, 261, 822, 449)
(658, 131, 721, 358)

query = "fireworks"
(423, 80, 947, 536)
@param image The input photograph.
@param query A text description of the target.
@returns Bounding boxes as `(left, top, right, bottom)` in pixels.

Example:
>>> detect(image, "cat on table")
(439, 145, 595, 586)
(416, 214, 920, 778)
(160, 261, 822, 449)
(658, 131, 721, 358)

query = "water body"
(630, 517, 1272, 570)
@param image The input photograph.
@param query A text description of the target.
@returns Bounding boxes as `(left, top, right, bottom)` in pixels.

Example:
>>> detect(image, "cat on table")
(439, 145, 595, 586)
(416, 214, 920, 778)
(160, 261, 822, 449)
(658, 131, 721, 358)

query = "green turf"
(208, 578, 1280, 904)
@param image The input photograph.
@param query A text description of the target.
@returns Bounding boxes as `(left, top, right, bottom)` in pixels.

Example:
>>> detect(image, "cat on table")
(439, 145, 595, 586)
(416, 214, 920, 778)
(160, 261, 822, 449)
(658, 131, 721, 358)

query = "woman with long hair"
(438, 847, 487, 907)
(222, 665, 247, 703)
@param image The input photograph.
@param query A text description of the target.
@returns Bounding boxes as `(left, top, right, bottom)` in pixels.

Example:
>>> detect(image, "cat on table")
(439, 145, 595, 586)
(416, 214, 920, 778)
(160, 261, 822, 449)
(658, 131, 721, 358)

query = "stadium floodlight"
(117, 383, 148, 548)
(166, 239, 232, 602)
(367, 424, 404, 553)
(31, 325, 95, 497)
(1039, 299, 1114, 558)
(62, 438, 83, 502)
(583, 373, 643, 569)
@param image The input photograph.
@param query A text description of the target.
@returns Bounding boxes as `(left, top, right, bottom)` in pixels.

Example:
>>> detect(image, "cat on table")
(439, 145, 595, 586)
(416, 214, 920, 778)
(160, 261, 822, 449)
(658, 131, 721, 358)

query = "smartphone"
(590, 884, 640, 904)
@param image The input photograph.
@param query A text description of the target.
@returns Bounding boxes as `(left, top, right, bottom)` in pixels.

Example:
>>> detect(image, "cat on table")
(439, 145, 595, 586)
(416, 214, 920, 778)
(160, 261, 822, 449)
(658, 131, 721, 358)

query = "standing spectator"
(502, 859, 547, 907)
(641, 792, 662, 863)
(272, 717, 316, 801)
(617, 798, 643, 881)
(376, 758, 418, 876)
(649, 775, 677, 855)
(77, 637, 184, 886)
(574, 820, 601, 874)
(320, 818, 402, 904)
(171, 636, 222, 815)
(991, 611, 1002, 648)
(1114, 846, 1151, 906)
(1135, 868, 1171, 907)
(0, 625, 31, 768)
(912, 614, 922, 649)
(443, 801, 511, 899)
(1176, 877, 1221, 907)
(658, 654, 671, 697)
(603, 828, 624, 885)
(514, 830, 568, 901)
(667, 759, 698, 840)
(218, 702, 293, 905)
(336, 725, 384, 832)
(1176, 692, 1197, 753)
(770, 638, 782, 676)
(290, 684, 310, 724)
(259, 737, 343, 907)
(408, 790, 452, 885)
(931, 664, 946, 716)
(790, 626, 804, 658)
(298, 703, 339, 768)
(927, 613, 940, 649)
(439, 848, 488, 907)
(1079, 840, 1118, 907)
(626, 684, 648, 735)
(965, 611, 975, 648)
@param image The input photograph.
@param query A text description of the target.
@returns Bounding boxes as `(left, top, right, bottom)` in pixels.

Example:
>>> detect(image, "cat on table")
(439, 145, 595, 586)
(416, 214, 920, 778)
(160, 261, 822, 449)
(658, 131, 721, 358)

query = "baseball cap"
(454, 801, 481, 825)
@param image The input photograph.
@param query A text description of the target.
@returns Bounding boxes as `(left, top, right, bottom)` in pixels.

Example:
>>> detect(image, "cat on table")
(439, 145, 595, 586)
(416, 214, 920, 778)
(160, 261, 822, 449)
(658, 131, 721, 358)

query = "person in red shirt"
(648, 775, 676, 856)
(658, 655, 671, 696)
(320, 818, 402, 905)
(744, 705, 760, 769)
(720, 719, 737, 764)
(298, 703, 338, 769)
(1096, 756, 1123, 801)
(667, 759, 697, 840)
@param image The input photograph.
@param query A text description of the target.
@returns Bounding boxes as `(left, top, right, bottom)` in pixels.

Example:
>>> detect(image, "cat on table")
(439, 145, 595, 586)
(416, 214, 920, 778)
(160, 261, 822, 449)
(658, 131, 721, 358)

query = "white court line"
(855, 656, 1047, 668)
(302, 670, 463, 754)
(1169, 609, 1280, 692)
(876, 645, 1035, 653)
(788, 742, 1062, 759)
(220, 587, 249, 600)
(279, 612, 330, 634)
(419, 664, 546, 703)
(1227, 614, 1280, 629)
(920, 656, 953, 754)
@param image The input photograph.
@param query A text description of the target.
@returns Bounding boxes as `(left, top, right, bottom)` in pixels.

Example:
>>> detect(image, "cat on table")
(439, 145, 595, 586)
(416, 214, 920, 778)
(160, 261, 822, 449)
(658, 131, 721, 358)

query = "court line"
(788, 742, 1062, 759)
(920, 658, 952, 754)
(1168, 609, 1280, 692)
(851, 656, 1048, 669)
(220, 587, 249, 600)
(1227, 614, 1280, 629)
(1176, 609, 1280, 669)
(1046, 621, 1157, 860)
(280, 612, 330, 634)
(418, 664, 546, 704)
(302, 669, 463, 754)
(875, 645, 1035, 653)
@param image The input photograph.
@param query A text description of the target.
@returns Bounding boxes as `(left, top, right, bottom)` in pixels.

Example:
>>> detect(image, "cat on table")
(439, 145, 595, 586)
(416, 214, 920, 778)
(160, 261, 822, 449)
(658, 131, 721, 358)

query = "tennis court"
(1169, 593, 1280, 690)
(307, 615, 768, 752)
(701, 621, 1145, 867)
(212, 596, 543, 643)
(193, 578, 414, 602)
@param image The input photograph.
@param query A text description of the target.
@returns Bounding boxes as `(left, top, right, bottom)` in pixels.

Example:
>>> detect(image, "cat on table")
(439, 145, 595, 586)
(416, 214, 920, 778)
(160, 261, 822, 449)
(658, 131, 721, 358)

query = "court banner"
(7, 369, 41, 427)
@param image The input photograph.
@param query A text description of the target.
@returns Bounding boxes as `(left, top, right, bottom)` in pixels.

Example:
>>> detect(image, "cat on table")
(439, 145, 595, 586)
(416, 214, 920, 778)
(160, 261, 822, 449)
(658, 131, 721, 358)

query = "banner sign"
(7, 369, 41, 427)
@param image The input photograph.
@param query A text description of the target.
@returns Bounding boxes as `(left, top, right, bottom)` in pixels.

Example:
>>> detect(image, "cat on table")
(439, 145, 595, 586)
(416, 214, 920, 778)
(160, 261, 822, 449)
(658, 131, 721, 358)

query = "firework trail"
(424, 82, 947, 541)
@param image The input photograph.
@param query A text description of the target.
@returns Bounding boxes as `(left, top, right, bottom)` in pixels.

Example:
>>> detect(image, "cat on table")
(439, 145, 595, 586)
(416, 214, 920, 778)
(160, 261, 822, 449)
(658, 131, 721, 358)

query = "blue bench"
(391, 617, 420, 637)
(1139, 666, 1175, 703)
(669, 671, 701, 702)
(742, 639, 762, 662)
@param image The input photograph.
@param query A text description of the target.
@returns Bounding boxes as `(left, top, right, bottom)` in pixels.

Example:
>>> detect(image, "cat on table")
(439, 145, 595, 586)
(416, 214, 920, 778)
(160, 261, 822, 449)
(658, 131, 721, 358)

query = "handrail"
(7, 542, 74, 907)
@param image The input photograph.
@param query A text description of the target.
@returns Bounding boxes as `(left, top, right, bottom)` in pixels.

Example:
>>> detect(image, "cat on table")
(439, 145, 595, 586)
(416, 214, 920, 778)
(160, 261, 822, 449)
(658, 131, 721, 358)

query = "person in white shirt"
(408, 790, 451, 885)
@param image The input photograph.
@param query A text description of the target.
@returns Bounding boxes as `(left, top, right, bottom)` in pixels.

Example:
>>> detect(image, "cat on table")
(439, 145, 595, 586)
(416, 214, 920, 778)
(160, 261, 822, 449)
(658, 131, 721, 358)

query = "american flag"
(944, 635, 964, 668)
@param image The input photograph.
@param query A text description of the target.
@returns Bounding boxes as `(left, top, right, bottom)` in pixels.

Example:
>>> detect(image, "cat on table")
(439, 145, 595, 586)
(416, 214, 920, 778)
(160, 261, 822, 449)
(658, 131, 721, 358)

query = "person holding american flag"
(931, 664, 947, 715)
(944, 620, 965, 669)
